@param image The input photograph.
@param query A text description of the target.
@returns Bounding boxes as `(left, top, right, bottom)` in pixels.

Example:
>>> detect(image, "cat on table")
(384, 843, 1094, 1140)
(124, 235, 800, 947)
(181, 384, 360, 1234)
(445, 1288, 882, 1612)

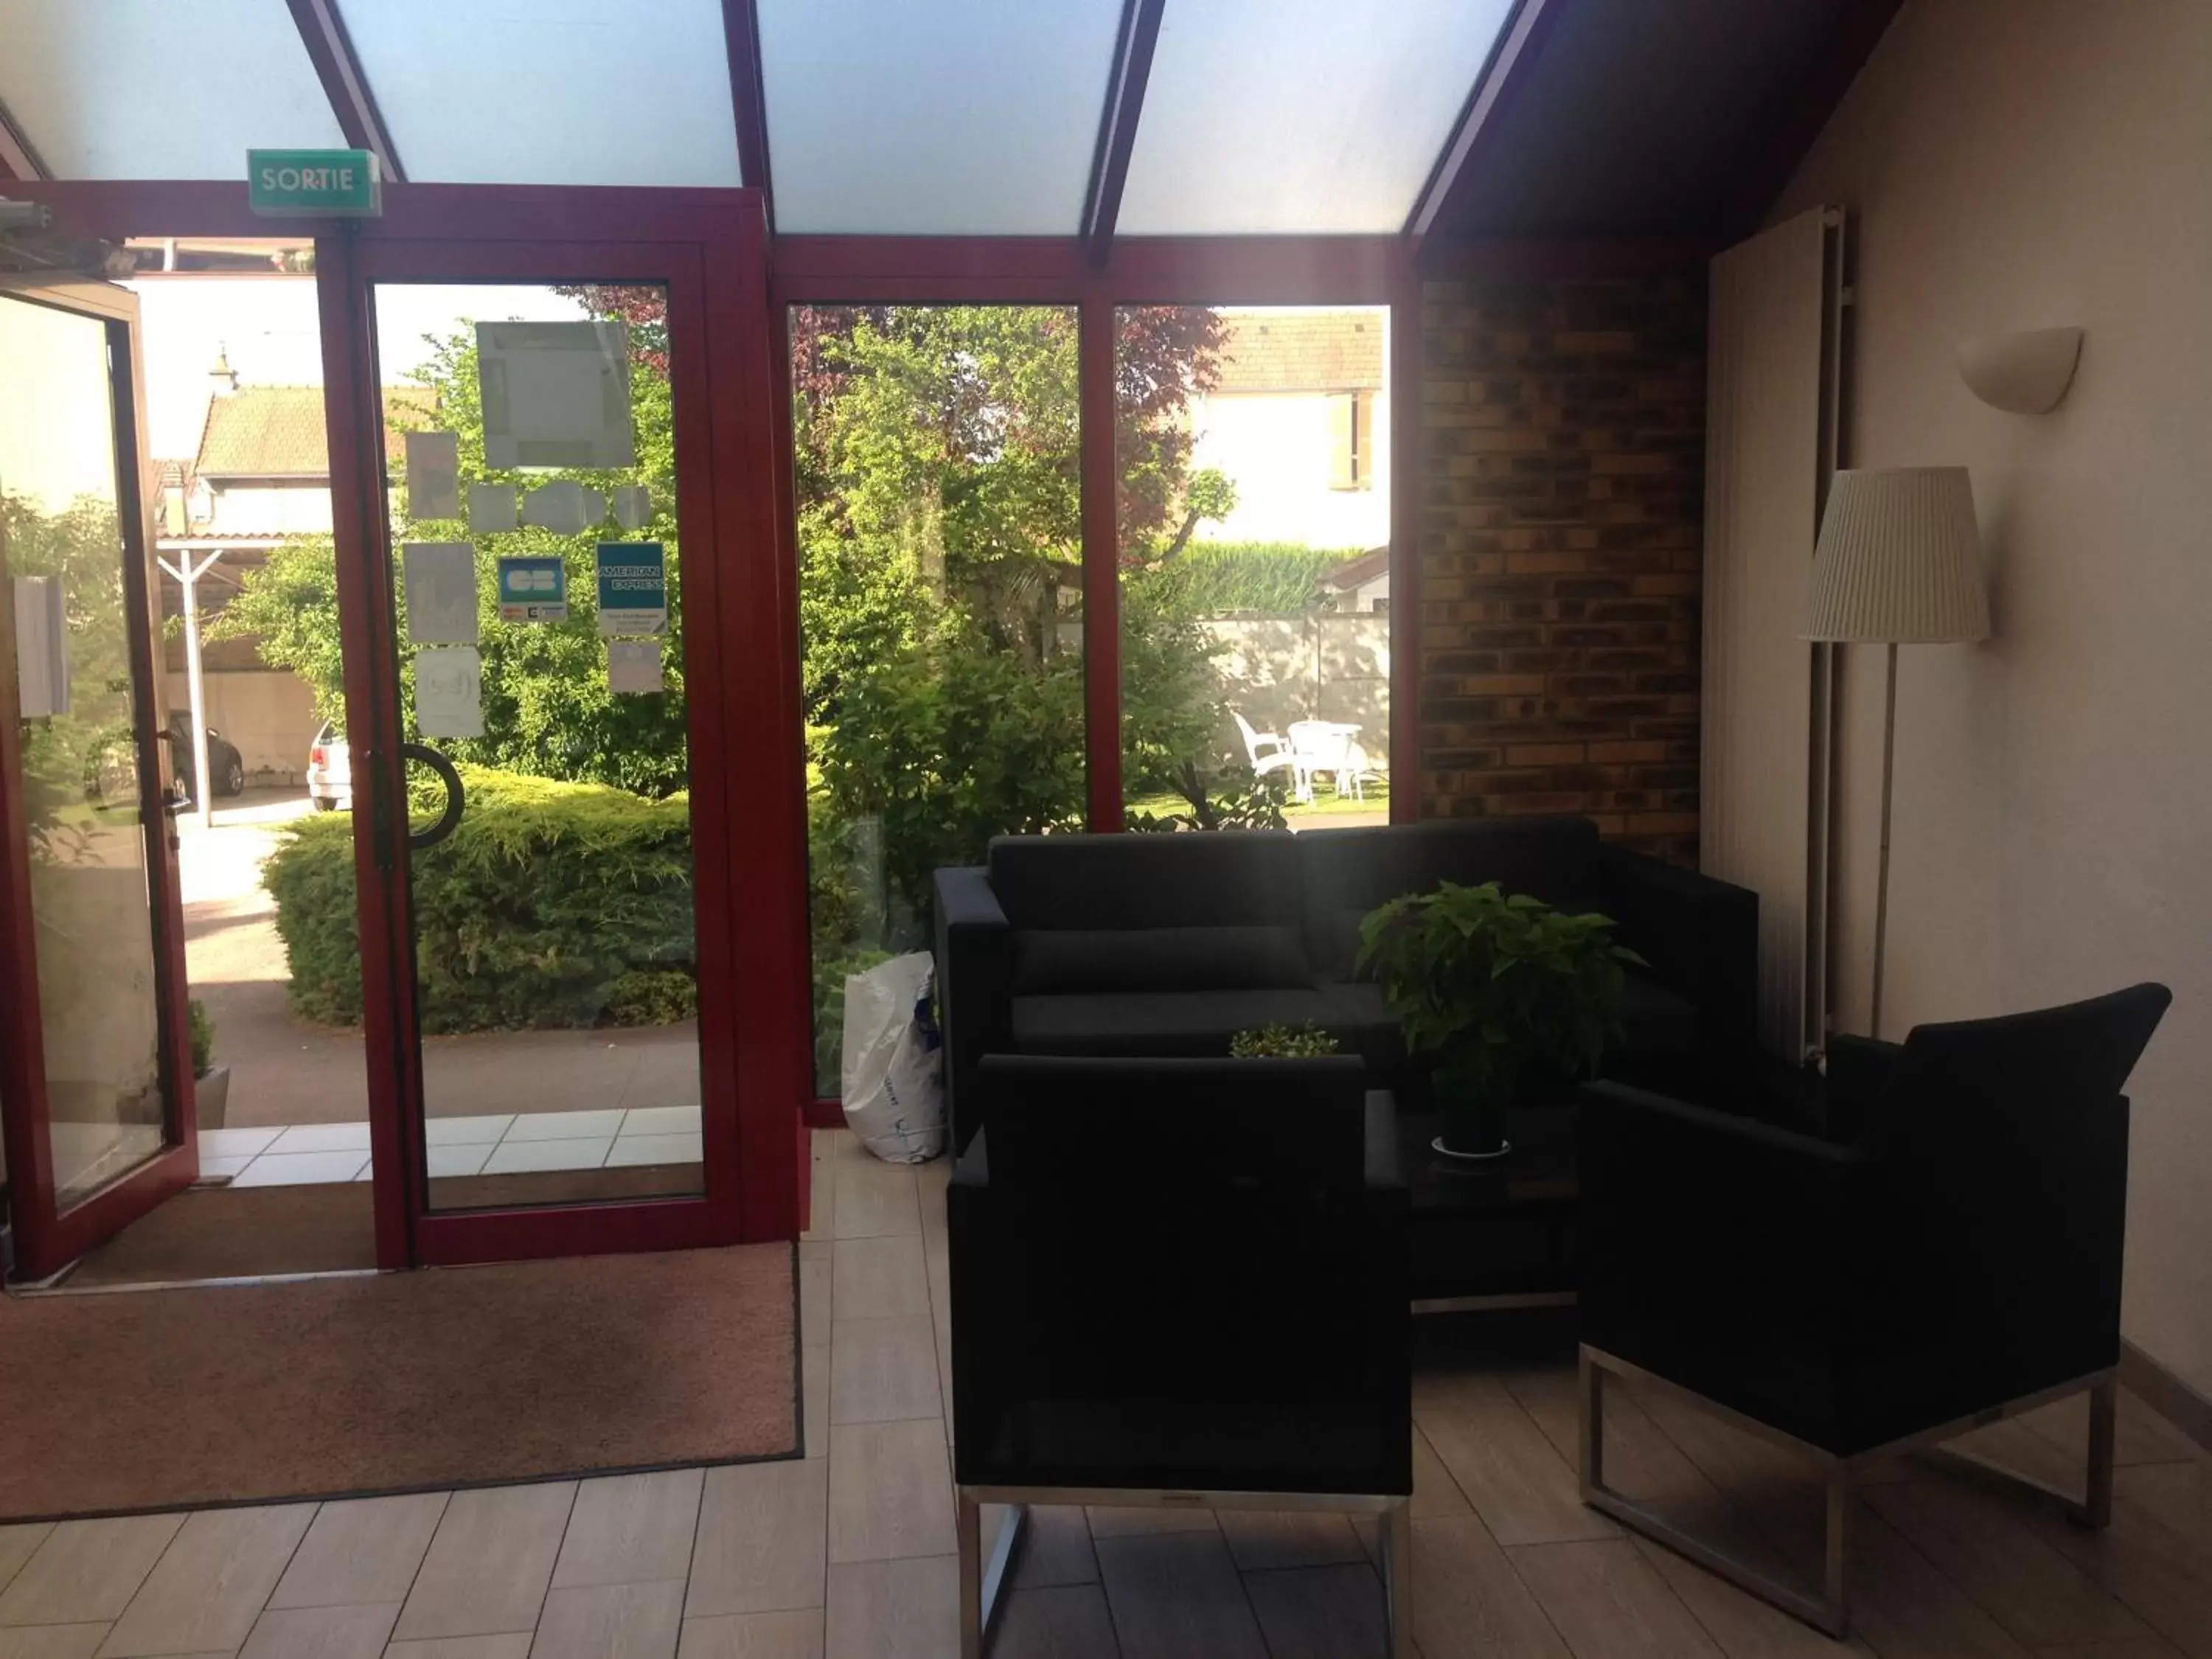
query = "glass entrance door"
(327, 227, 787, 1265)
(0, 279, 198, 1279)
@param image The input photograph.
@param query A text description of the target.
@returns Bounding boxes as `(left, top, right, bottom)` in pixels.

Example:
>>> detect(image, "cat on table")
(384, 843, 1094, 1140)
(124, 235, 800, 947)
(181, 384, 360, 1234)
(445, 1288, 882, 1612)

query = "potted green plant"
(188, 997, 230, 1128)
(1358, 882, 1641, 1159)
(1228, 1021, 1341, 1058)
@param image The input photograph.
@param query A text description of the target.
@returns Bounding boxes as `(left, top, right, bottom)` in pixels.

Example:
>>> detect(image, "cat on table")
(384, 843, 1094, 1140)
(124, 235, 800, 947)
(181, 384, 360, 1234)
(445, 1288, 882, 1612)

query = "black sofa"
(934, 815, 1756, 1151)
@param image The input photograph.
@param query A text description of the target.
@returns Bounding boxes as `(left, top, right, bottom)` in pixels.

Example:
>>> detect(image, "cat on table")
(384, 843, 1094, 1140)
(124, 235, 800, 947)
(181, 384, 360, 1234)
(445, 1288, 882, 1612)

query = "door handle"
(402, 742, 465, 851)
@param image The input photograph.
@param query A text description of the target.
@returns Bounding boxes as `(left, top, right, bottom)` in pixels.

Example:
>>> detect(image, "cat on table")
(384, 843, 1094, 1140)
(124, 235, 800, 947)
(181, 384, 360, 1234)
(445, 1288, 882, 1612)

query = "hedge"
(264, 765, 698, 1034)
(1152, 541, 1369, 615)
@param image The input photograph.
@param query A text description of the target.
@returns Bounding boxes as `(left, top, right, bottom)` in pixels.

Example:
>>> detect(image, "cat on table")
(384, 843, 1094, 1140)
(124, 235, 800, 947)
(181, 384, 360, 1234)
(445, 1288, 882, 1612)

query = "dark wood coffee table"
(1376, 1091, 1579, 1310)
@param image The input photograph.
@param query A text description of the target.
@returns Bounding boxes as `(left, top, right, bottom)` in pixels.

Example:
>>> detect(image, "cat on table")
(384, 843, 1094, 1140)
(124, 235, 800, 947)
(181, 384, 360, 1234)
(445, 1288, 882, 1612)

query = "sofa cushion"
(988, 831, 1302, 931)
(1296, 817, 1603, 981)
(1012, 925, 1314, 996)
(1620, 972, 1702, 1061)
(1009, 989, 1354, 1058)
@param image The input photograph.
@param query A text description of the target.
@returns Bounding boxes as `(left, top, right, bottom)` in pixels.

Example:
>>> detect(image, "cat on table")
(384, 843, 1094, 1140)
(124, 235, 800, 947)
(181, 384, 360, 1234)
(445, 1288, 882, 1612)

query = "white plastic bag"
(841, 950, 945, 1164)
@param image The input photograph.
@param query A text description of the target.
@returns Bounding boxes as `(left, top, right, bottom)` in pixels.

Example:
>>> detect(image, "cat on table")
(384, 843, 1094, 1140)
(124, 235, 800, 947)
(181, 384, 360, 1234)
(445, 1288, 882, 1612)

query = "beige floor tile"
(801, 1138, 835, 1243)
(0, 1517, 183, 1628)
(1410, 1516, 1571, 1659)
(1217, 1512, 1369, 1573)
(674, 1610, 822, 1659)
(0, 1628, 110, 1659)
(1633, 1538, 1879, 1658)
(991, 1584, 1117, 1659)
(1417, 1376, 1617, 1547)
(823, 1558, 955, 1659)
(998, 1506, 1096, 1590)
(2021, 1390, 2206, 1469)
(1095, 1529, 1265, 1659)
(826, 1420, 953, 1564)
(1867, 1477, 2154, 1647)
(1509, 1537, 1725, 1659)
(2028, 1491, 2212, 1659)
(829, 1239, 928, 1323)
(102, 1505, 316, 1658)
(1843, 1509, 2032, 1659)
(2034, 1639, 2190, 1659)
(1242, 1561, 1386, 1659)
(394, 1483, 576, 1643)
(530, 1582, 684, 1659)
(798, 1254, 830, 1349)
(802, 1346, 829, 1461)
(0, 1531, 50, 1602)
(1085, 1506, 1218, 1540)
(239, 1602, 400, 1659)
(686, 1460, 828, 1618)
(553, 1472, 703, 1590)
(827, 1318, 940, 1426)
(2118, 1461, 2212, 1549)
(830, 1159, 919, 1240)
(384, 1637, 533, 1659)
(1411, 1427, 1473, 1520)
(271, 1495, 448, 1610)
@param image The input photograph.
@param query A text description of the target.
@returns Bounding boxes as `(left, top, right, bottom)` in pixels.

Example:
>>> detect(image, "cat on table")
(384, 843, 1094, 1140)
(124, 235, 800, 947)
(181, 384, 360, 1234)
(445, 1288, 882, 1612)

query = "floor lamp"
(1804, 467, 1991, 1039)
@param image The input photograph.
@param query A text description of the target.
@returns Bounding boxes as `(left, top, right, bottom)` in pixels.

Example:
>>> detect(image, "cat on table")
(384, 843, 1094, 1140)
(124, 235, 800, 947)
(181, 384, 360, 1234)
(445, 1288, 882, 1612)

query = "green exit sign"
(248, 149, 381, 218)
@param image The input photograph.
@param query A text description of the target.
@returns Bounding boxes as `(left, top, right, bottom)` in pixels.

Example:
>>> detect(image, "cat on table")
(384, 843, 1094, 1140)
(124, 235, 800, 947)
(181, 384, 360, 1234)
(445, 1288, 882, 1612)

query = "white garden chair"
(1233, 710, 1297, 781)
(1287, 720, 1361, 804)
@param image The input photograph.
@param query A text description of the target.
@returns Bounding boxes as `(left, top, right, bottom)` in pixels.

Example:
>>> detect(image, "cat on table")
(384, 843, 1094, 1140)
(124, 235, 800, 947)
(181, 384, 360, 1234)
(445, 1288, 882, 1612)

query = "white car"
(307, 721, 352, 812)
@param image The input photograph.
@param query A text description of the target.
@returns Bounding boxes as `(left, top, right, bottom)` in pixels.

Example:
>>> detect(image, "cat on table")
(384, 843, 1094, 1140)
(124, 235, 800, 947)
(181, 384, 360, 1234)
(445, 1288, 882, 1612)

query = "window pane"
(347, 0, 740, 186)
(0, 0, 345, 179)
(758, 0, 1121, 233)
(1117, 0, 1517, 234)
(1119, 306, 1392, 836)
(792, 306, 1084, 1095)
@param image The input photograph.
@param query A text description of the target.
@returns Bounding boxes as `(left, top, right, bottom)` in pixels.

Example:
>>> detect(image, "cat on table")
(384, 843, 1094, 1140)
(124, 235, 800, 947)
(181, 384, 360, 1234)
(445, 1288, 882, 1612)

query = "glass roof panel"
(757, 0, 1122, 234)
(0, 0, 347, 179)
(346, 0, 740, 187)
(1116, 0, 1517, 234)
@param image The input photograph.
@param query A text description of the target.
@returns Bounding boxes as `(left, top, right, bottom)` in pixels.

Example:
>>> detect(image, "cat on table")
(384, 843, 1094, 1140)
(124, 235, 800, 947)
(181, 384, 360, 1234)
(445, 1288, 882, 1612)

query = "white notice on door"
(608, 639, 662, 695)
(416, 646, 484, 738)
(404, 431, 462, 521)
(403, 543, 479, 644)
(467, 483, 518, 533)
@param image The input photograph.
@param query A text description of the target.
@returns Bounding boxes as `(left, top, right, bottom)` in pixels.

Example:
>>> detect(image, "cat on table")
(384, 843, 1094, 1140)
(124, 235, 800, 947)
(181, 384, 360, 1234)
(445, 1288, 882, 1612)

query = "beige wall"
(1776, 0, 2212, 1392)
(1189, 387, 1393, 549)
(166, 669, 321, 785)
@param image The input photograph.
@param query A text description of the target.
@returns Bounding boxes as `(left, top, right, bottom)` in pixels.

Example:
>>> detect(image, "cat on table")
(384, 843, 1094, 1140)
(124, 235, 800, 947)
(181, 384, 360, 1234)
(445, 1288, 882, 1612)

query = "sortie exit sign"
(247, 149, 382, 218)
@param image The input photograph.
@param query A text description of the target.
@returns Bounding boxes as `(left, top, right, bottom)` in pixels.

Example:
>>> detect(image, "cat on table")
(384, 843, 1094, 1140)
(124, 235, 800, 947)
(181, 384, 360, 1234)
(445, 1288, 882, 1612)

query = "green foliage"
(263, 765, 695, 1033)
(1124, 762, 1290, 832)
(1357, 883, 1646, 1099)
(812, 946, 893, 1096)
(1146, 540, 1369, 616)
(1228, 1022, 1340, 1059)
(187, 998, 215, 1077)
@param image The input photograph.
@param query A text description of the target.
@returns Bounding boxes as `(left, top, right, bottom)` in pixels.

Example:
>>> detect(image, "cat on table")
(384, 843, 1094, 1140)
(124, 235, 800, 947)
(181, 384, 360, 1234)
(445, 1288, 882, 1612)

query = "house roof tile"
(194, 385, 437, 479)
(1212, 310, 1385, 394)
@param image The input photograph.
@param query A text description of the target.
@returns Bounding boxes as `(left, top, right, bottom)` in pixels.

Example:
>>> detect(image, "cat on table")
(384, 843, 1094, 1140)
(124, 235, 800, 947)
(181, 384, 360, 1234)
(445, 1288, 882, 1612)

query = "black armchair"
(948, 1055, 1412, 1656)
(1576, 983, 2171, 1638)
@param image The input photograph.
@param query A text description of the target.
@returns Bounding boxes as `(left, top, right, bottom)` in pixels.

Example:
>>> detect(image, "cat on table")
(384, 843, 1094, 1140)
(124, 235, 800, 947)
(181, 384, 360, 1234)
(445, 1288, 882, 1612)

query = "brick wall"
(1416, 271, 1705, 864)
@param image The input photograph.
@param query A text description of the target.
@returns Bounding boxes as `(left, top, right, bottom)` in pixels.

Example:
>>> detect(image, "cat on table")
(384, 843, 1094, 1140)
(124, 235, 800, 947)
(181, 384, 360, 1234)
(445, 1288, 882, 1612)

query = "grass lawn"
(1126, 776, 1389, 821)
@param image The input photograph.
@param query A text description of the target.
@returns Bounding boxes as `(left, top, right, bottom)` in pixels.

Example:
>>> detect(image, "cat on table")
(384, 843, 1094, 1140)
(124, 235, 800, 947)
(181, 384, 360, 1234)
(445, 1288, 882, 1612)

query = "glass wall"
(791, 305, 1085, 1093)
(1118, 305, 1392, 831)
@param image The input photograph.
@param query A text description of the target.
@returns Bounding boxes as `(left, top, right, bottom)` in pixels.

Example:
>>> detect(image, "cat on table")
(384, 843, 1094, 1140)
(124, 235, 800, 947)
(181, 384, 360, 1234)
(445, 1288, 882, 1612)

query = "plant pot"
(195, 1063, 231, 1130)
(1433, 1062, 1512, 1159)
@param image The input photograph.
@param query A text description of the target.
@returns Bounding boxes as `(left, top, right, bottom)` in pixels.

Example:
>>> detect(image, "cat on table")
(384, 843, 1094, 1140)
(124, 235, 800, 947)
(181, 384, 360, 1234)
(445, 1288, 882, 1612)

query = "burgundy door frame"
(0, 276, 198, 1280)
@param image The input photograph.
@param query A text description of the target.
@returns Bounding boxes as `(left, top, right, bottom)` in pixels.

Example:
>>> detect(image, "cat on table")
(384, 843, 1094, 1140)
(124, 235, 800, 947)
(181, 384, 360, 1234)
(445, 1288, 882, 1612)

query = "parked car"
(167, 712, 246, 801)
(307, 721, 352, 812)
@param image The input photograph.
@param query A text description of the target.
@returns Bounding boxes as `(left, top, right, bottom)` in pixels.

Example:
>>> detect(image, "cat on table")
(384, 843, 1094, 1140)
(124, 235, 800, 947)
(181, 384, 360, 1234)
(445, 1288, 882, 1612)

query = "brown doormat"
(0, 1244, 799, 1521)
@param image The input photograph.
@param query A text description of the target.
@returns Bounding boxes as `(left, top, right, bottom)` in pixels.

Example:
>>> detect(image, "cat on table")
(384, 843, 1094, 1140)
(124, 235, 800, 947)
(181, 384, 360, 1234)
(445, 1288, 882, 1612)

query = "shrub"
(187, 998, 215, 1076)
(1229, 1022, 1340, 1059)
(264, 765, 697, 1034)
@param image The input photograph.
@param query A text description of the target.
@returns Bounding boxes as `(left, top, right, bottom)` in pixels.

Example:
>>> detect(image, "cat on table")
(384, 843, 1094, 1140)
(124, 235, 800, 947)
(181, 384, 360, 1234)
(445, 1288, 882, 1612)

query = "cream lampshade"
(1803, 467, 1991, 1040)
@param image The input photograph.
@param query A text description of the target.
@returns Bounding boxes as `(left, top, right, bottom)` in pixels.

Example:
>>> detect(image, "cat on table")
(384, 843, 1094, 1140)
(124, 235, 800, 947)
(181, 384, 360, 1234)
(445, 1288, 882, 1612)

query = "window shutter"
(1328, 393, 1355, 489)
(1352, 392, 1374, 489)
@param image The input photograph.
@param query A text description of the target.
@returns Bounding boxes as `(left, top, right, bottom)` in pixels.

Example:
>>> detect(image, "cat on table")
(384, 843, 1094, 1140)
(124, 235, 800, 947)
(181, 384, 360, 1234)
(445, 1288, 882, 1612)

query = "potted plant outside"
(1228, 1022, 1341, 1058)
(189, 998, 231, 1129)
(1358, 882, 1641, 1159)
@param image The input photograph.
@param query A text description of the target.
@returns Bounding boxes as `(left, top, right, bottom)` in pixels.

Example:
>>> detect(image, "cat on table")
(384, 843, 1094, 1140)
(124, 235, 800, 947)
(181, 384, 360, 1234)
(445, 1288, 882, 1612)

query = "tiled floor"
(197, 1107, 705, 1187)
(6, 1127, 2208, 1659)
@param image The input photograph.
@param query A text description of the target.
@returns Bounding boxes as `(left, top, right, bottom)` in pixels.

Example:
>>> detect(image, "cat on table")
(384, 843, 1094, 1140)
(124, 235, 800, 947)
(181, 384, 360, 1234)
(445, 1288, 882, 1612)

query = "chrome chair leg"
(1380, 1498, 1415, 1658)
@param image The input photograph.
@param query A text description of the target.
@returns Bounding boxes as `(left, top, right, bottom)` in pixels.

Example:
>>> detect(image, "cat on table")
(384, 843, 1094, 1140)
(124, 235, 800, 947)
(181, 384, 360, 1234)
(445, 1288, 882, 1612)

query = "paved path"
(180, 791, 697, 1130)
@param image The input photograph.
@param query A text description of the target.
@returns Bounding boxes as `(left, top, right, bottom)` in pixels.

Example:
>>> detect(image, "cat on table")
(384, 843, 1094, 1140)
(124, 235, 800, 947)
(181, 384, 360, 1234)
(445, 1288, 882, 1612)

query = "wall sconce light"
(1956, 327, 2084, 414)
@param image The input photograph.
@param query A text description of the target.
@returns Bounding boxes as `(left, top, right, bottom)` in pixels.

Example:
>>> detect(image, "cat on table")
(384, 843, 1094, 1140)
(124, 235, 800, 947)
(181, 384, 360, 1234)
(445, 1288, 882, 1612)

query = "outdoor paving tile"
(424, 1144, 495, 1178)
(238, 1601, 400, 1659)
(101, 1503, 316, 1658)
(502, 1109, 625, 1143)
(605, 1133, 703, 1169)
(271, 1494, 447, 1610)
(198, 1127, 282, 1158)
(232, 1150, 370, 1187)
(0, 1516, 184, 1627)
(265, 1122, 372, 1154)
(198, 1155, 254, 1181)
(422, 1116, 515, 1146)
(480, 1137, 611, 1175)
(620, 1105, 702, 1136)
(553, 1471, 703, 1590)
